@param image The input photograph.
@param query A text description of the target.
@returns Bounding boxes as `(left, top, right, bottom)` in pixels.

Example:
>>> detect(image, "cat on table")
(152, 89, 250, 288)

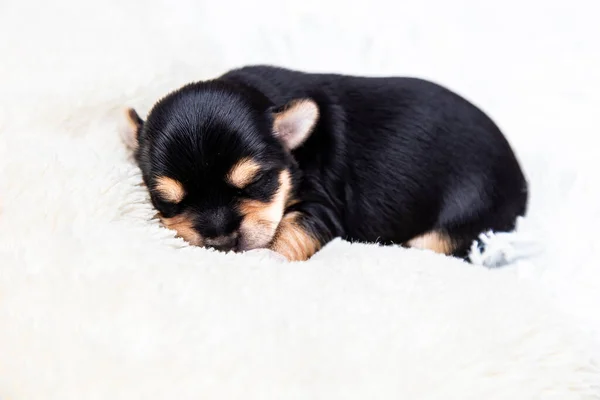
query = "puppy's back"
(222, 65, 528, 255)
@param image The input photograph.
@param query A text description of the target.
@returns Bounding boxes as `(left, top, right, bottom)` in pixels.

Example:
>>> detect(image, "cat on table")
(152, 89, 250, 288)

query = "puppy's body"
(126, 65, 527, 261)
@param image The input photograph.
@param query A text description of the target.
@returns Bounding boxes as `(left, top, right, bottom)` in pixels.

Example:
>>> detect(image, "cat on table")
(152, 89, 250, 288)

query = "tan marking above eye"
(227, 157, 261, 188)
(406, 231, 455, 255)
(154, 176, 186, 204)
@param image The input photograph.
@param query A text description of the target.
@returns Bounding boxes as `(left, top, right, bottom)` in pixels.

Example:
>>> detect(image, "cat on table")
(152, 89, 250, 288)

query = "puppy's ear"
(122, 108, 144, 151)
(272, 99, 319, 150)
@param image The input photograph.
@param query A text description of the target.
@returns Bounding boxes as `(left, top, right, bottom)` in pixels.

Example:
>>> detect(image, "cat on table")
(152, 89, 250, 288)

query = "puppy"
(123, 65, 528, 262)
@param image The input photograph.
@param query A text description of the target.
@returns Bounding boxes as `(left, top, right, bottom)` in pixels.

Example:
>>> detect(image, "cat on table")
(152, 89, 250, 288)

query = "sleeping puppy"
(123, 65, 528, 262)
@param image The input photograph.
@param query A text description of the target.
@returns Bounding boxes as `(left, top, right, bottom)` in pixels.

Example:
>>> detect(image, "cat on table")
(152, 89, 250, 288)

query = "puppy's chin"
(238, 219, 280, 251)
(237, 169, 292, 251)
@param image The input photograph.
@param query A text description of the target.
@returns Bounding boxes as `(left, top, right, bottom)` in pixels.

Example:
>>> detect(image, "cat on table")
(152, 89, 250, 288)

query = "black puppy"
(123, 65, 528, 261)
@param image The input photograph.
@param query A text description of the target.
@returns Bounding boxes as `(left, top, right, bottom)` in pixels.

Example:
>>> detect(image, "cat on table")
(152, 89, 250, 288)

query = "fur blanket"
(1, 0, 599, 398)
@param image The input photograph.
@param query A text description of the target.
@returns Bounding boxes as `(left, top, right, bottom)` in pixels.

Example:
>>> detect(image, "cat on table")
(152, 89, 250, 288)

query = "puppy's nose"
(204, 232, 239, 252)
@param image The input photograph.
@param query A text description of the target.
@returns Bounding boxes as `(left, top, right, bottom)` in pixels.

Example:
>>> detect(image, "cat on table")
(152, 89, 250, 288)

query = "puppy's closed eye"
(242, 169, 279, 199)
(246, 170, 270, 187)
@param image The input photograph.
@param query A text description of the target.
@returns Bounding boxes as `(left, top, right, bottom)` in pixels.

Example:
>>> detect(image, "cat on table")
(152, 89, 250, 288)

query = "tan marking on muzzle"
(270, 212, 320, 261)
(227, 157, 261, 188)
(238, 169, 291, 250)
(160, 214, 204, 246)
(154, 176, 186, 204)
(406, 231, 454, 255)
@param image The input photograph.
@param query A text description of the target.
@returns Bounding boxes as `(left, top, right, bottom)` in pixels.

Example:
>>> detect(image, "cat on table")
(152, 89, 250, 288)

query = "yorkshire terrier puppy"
(123, 65, 528, 261)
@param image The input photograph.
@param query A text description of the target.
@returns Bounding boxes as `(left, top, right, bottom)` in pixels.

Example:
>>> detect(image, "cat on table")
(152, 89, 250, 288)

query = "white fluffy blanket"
(1, 0, 599, 398)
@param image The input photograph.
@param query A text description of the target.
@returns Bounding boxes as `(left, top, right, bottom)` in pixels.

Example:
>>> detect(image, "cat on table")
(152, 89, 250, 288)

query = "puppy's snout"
(204, 232, 239, 252)
(200, 207, 238, 235)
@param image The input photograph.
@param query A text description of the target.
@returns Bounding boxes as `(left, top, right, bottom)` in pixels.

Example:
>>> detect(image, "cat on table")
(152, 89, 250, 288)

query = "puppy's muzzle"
(204, 232, 240, 252)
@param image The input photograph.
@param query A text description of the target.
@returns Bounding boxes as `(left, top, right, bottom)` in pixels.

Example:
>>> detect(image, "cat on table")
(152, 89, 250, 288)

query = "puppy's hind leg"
(406, 231, 456, 256)
(406, 194, 527, 262)
(407, 206, 525, 262)
(406, 226, 492, 261)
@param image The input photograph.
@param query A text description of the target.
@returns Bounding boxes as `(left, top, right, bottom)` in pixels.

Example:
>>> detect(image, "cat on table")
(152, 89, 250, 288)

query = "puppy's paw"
(244, 248, 289, 263)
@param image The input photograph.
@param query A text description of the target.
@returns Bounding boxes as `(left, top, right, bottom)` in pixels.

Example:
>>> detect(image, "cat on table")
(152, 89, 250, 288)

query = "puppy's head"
(123, 81, 319, 252)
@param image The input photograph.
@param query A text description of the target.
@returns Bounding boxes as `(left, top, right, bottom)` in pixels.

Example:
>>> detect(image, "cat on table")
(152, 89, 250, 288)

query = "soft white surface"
(1, 0, 600, 398)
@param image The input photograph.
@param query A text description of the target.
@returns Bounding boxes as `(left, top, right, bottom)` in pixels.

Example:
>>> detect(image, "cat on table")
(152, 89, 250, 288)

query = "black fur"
(131, 65, 528, 260)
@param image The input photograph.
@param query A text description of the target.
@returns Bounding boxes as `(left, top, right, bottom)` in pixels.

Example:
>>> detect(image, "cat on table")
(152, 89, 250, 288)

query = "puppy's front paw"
(244, 248, 289, 263)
